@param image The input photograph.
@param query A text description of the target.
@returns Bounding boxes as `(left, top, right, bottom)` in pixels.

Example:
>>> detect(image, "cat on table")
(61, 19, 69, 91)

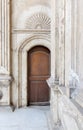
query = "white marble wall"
(50, 0, 83, 129)
(59, 94, 83, 130)
(77, 0, 83, 82)
(11, 0, 51, 107)
(12, 0, 50, 30)
(0, 1, 83, 130)
(0, 0, 11, 105)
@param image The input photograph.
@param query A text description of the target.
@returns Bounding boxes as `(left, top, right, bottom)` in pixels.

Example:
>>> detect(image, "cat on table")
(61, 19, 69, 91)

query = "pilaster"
(65, 0, 72, 97)
(58, 0, 65, 86)
(0, 0, 10, 73)
(0, 0, 12, 105)
(71, 0, 78, 72)
(51, 0, 59, 80)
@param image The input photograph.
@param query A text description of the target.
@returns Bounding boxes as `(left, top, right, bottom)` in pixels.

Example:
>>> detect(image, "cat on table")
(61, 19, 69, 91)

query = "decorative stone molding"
(26, 13, 51, 30)
(11, 5, 51, 107)
(19, 35, 50, 51)
(17, 35, 51, 107)
(16, 5, 51, 30)
(12, 29, 50, 34)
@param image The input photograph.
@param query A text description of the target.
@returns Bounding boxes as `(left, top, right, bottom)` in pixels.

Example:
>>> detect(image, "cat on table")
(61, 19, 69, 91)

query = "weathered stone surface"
(0, 0, 83, 130)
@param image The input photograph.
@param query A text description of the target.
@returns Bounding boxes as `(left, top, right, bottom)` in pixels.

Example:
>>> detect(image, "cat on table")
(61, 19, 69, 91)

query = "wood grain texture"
(28, 46, 50, 105)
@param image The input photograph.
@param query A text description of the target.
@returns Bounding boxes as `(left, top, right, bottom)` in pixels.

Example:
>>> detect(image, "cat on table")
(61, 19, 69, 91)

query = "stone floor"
(0, 106, 50, 130)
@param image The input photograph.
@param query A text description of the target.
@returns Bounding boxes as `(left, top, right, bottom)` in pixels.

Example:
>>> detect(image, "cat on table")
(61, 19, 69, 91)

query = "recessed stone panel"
(0, 87, 9, 105)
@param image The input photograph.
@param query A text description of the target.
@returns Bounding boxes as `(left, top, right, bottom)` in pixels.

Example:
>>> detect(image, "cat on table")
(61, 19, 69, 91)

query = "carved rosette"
(26, 13, 51, 30)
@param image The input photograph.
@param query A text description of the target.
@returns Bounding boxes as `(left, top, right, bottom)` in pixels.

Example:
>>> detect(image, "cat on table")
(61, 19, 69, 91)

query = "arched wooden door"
(28, 46, 50, 105)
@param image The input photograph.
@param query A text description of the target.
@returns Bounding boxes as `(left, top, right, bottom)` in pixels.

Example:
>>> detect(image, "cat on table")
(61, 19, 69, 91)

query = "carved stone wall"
(0, 2, 83, 130)
(0, 0, 10, 72)
(0, 0, 51, 107)
(59, 94, 83, 130)
(0, 0, 11, 105)
(11, 4, 51, 107)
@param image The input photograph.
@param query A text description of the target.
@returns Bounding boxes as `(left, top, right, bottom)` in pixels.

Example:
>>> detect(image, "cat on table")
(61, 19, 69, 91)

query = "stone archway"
(11, 5, 51, 107)
(18, 35, 51, 107)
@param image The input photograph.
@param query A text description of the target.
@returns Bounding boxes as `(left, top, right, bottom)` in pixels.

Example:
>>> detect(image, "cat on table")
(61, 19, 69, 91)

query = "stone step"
(75, 96, 83, 108)
(46, 111, 64, 130)
(71, 99, 83, 115)
(76, 93, 83, 101)
(0, 106, 12, 112)
(72, 89, 83, 108)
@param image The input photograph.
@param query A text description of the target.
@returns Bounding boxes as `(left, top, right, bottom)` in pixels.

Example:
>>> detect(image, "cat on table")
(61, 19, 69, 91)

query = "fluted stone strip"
(51, 0, 59, 79)
(65, 0, 72, 96)
(0, 0, 10, 74)
(58, 0, 65, 86)
(71, 0, 78, 72)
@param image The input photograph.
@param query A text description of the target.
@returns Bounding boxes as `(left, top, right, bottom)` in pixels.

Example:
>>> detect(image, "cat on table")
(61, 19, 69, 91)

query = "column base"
(0, 74, 12, 106)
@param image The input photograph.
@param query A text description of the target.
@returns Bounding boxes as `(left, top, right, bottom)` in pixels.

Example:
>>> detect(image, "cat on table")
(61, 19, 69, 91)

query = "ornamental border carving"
(18, 34, 51, 106)
(15, 5, 51, 31)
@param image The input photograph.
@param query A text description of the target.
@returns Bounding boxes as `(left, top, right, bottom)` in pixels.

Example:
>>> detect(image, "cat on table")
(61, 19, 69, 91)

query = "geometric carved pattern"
(26, 13, 51, 30)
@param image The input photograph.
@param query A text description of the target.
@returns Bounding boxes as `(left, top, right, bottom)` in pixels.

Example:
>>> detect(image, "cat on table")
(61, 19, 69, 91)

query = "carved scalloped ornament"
(26, 13, 51, 30)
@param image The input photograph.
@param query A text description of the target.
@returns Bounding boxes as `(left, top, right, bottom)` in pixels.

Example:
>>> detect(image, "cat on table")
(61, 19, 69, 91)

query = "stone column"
(0, 0, 11, 105)
(51, 0, 59, 80)
(48, 0, 60, 125)
(71, 0, 78, 72)
(0, 0, 10, 72)
(58, 0, 65, 86)
(65, 0, 72, 97)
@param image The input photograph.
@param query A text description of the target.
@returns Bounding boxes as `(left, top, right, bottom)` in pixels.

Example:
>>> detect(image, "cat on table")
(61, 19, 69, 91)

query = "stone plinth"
(0, 75, 12, 105)
(47, 77, 60, 124)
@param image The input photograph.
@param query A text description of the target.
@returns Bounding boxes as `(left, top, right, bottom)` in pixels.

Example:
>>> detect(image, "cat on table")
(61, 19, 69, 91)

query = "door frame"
(18, 35, 51, 107)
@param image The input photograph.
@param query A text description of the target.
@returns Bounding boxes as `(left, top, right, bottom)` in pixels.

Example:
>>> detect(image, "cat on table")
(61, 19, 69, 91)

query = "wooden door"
(28, 46, 50, 105)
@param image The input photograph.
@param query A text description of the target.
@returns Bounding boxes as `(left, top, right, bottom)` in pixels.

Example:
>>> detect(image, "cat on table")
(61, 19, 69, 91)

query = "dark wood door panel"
(29, 81, 50, 103)
(30, 52, 50, 76)
(28, 46, 50, 105)
(29, 76, 50, 80)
